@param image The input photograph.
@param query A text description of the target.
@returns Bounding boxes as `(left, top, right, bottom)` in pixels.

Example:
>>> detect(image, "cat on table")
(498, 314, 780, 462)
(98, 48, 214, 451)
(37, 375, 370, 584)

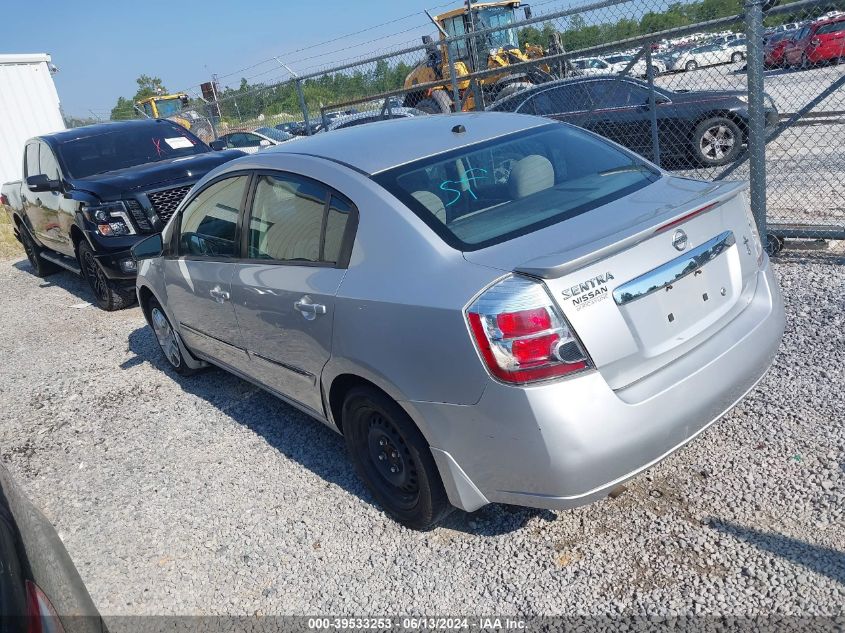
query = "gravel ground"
(0, 252, 842, 626)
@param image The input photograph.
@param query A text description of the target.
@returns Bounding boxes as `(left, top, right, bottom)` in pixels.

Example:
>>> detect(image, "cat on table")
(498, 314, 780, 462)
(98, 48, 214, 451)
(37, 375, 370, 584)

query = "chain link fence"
(188, 0, 845, 250)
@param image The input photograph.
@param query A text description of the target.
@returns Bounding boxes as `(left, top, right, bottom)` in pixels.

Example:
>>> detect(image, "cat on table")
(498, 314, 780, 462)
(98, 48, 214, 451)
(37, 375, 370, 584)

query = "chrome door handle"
(294, 296, 326, 320)
(209, 285, 230, 303)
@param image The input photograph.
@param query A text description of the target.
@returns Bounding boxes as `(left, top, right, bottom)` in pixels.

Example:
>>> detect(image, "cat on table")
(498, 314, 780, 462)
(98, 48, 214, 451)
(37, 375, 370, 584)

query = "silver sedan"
(132, 113, 784, 529)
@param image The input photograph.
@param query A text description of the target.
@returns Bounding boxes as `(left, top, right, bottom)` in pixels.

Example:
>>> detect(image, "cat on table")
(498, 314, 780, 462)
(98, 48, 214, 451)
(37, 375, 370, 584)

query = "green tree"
(109, 75, 168, 121)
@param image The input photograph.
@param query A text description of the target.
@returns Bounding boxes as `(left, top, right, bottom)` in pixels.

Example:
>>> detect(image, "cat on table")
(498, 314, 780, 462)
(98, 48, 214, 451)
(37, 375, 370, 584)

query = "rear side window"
(179, 176, 248, 258)
(248, 174, 326, 262)
(523, 84, 591, 114)
(374, 124, 659, 251)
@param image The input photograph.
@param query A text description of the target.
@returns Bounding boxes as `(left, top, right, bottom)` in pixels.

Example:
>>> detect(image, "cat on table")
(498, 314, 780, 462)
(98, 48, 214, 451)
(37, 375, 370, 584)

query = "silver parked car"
(132, 113, 784, 529)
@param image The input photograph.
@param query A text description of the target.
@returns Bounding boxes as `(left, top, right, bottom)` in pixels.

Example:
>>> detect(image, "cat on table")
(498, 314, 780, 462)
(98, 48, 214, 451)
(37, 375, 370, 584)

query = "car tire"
(343, 386, 451, 530)
(145, 297, 197, 376)
(800, 53, 812, 70)
(692, 116, 743, 167)
(20, 226, 60, 277)
(685, 60, 698, 71)
(77, 240, 134, 311)
(731, 52, 744, 63)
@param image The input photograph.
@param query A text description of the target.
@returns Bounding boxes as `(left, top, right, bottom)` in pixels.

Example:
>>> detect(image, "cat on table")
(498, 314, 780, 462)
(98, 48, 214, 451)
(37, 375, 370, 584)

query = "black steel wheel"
(77, 241, 133, 311)
(19, 227, 59, 277)
(343, 386, 451, 530)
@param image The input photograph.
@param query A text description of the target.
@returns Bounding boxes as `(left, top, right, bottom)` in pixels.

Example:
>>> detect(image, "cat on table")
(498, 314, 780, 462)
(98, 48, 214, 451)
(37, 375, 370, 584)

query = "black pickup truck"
(1, 119, 243, 310)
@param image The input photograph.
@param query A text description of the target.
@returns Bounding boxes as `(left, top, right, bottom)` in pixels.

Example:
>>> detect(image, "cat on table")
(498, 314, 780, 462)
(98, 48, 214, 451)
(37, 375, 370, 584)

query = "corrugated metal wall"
(0, 55, 66, 187)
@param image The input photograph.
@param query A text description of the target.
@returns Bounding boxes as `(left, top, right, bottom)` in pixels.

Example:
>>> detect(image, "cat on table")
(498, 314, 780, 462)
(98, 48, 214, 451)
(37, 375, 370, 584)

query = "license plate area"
(613, 231, 740, 357)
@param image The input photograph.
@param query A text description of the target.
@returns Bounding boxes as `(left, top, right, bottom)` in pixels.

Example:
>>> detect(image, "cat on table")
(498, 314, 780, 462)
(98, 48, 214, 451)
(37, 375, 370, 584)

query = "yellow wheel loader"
(403, 1, 571, 113)
(136, 94, 215, 143)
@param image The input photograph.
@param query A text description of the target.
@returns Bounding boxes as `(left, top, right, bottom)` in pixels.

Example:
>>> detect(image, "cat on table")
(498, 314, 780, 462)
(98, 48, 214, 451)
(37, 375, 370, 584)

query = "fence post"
(295, 79, 312, 136)
(743, 0, 768, 250)
(448, 54, 461, 112)
(644, 44, 661, 166)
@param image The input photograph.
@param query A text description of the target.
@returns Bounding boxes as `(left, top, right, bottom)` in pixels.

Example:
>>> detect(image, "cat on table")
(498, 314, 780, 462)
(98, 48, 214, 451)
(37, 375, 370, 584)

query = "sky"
(1, 0, 563, 118)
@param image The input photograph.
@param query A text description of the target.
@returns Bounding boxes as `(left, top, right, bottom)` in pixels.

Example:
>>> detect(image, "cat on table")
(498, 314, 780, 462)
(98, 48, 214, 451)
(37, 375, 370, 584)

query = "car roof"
(42, 119, 182, 144)
(488, 76, 654, 111)
(325, 107, 424, 130)
(243, 112, 550, 175)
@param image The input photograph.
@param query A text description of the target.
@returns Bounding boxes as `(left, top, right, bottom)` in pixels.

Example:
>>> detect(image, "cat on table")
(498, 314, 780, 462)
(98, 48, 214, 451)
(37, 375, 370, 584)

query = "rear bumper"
(407, 260, 784, 512)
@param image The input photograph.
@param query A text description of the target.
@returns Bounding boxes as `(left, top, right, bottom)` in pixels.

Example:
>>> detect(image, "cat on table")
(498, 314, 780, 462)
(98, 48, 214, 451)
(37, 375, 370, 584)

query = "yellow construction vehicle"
(135, 93, 214, 142)
(403, 1, 568, 113)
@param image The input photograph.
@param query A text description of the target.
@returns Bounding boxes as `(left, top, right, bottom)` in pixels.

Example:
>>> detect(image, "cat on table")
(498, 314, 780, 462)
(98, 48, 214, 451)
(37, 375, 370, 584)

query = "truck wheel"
(415, 90, 452, 114)
(146, 297, 197, 375)
(20, 228, 60, 277)
(77, 241, 134, 311)
(343, 386, 451, 530)
(692, 117, 743, 167)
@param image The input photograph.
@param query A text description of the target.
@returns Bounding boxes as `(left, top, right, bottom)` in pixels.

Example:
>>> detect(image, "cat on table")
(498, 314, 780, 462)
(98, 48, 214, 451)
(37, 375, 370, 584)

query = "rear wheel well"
(328, 374, 397, 435)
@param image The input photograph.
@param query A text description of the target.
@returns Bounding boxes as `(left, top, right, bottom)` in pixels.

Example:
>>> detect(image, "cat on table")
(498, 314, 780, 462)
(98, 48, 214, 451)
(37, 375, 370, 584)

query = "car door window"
(25, 143, 39, 178)
(247, 174, 328, 263)
(584, 81, 640, 108)
(178, 176, 247, 258)
(523, 84, 591, 114)
(241, 134, 263, 148)
(39, 143, 61, 181)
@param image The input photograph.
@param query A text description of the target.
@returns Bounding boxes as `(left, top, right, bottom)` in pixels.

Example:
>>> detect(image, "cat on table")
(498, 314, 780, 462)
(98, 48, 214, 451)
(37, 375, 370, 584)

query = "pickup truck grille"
(125, 199, 153, 232)
(148, 186, 192, 223)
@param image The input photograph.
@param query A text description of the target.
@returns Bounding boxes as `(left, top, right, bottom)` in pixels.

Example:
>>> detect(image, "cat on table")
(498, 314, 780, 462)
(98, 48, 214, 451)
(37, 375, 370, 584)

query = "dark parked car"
(0, 462, 106, 632)
(1, 119, 243, 310)
(488, 77, 779, 167)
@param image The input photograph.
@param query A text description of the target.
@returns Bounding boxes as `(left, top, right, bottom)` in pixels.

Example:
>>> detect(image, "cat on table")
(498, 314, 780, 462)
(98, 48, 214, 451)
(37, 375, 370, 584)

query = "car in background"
(604, 53, 666, 77)
(1, 119, 243, 310)
(671, 38, 746, 70)
(132, 113, 783, 530)
(274, 122, 300, 134)
(488, 76, 779, 167)
(323, 107, 426, 132)
(211, 127, 295, 154)
(571, 57, 614, 75)
(764, 29, 800, 67)
(782, 16, 845, 68)
(0, 462, 106, 631)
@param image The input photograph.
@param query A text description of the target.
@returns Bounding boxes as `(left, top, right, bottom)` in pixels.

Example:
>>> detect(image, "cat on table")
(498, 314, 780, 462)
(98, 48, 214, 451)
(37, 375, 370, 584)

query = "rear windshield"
(58, 123, 208, 179)
(373, 124, 660, 251)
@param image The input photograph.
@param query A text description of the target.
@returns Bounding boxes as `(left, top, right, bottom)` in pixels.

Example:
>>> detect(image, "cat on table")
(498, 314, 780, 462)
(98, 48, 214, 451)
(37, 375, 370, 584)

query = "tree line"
(108, 0, 837, 124)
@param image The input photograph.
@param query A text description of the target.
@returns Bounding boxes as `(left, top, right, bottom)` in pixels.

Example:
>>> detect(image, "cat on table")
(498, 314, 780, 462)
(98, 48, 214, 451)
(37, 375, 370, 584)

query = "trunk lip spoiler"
(612, 230, 736, 306)
(513, 180, 748, 280)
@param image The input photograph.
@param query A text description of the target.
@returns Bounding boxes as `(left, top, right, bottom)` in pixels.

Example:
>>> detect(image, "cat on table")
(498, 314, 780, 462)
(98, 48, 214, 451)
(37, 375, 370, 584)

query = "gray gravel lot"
(0, 252, 842, 625)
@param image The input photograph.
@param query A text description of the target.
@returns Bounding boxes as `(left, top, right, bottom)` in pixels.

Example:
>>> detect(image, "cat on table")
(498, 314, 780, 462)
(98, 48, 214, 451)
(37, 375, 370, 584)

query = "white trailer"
(0, 54, 65, 187)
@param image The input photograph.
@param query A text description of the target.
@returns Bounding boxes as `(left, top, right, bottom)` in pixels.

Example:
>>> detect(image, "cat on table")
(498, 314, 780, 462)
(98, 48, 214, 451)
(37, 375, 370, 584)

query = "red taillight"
(25, 580, 65, 633)
(0, 193, 9, 207)
(466, 276, 592, 385)
(497, 307, 552, 338)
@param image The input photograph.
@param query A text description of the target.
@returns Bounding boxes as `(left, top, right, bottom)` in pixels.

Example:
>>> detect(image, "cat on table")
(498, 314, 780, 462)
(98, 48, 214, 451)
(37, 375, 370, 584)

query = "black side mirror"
(131, 233, 164, 262)
(209, 139, 227, 151)
(26, 174, 60, 193)
(524, 6, 533, 19)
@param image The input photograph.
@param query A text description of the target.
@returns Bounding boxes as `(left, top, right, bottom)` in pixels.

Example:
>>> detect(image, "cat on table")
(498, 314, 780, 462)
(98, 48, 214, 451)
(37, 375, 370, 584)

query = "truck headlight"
(83, 201, 136, 236)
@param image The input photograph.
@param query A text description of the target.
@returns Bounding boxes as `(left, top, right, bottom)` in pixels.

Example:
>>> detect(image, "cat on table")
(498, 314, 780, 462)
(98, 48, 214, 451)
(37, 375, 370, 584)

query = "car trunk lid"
(463, 176, 762, 390)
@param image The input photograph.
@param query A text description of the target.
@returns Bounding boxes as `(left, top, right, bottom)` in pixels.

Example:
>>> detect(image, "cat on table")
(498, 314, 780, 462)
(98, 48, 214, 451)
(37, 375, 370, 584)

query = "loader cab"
(138, 95, 191, 119)
(437, 2, 525, 71)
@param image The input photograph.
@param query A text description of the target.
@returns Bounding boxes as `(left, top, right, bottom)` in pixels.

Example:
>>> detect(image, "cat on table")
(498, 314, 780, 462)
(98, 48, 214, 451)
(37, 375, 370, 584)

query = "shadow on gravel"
(710, 519, 845, 586)
(12, 260, 94, 302)
(124, 326, 544, 536)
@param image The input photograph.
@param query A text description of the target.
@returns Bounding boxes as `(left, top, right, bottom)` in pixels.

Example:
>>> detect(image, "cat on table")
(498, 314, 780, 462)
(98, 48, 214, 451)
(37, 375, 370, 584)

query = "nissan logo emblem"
(672, 229, 688, 252)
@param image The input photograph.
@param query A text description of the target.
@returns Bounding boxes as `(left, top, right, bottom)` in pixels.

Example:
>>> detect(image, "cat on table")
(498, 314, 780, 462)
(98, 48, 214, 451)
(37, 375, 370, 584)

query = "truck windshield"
(154, 98, 183, 118)
(373, 124, 660, 251)
(58, 123, 208, 179)
(475, 6, 520, 50)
